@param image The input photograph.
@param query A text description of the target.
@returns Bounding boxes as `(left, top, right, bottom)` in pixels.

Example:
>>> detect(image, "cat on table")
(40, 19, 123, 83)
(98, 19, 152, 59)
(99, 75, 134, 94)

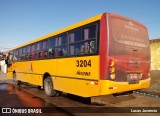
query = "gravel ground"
(0, 71, 13, 84)
(0, 71, 8, 80)
(139, 70, 160, 95)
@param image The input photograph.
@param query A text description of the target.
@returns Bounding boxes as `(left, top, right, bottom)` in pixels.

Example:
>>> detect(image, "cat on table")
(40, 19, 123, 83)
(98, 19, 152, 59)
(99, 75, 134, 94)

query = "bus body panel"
(100, 13, 108, 79)
(99, 77, 150, 95)
(9, 55, 99, 80)
(99, 13, 150, 95)
(7, 71, 13, 79)
(8, 56, 100, 97)
(53, 76, 100, 97)
(106, 13, 150, 81)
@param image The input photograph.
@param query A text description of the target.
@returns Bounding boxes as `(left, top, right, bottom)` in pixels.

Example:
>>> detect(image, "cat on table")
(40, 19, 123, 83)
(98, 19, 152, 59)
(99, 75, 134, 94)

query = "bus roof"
(10, 13, 103, 51)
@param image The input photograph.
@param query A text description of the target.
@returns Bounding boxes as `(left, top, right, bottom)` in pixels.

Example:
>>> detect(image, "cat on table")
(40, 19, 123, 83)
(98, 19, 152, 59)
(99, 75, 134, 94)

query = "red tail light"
(109, 67, 115, 73)
(109, 59, 116, 80)
(109, 59, 115, 66)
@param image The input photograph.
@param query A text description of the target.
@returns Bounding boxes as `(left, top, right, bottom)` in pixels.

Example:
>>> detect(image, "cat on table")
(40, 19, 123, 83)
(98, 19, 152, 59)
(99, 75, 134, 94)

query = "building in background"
(150, 38, 160, 70)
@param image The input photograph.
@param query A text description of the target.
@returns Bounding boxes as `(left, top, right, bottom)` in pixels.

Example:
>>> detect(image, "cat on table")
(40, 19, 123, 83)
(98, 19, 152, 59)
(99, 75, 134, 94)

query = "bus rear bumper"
(99, 77, 151, 95)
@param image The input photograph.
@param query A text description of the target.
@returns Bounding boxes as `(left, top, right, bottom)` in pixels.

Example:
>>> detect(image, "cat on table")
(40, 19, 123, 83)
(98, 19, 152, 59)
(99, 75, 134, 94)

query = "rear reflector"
(109, 87, 117, 90)
(90, 82, 98, 85)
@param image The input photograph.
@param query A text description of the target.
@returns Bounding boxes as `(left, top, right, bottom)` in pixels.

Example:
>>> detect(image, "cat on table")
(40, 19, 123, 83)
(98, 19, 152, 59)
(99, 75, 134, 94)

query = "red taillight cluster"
(109, 59, 115, 80)
(109, 60, 115, 66)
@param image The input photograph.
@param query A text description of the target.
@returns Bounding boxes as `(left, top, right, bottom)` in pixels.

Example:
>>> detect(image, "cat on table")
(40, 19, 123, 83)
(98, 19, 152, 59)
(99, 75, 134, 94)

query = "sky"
(0, 0, 160, 52)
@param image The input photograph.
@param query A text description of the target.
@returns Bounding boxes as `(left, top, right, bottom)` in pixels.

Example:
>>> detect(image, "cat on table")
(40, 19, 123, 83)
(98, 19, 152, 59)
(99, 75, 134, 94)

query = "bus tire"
(13, 73, 20, 85)
(44, 77, 57, 97)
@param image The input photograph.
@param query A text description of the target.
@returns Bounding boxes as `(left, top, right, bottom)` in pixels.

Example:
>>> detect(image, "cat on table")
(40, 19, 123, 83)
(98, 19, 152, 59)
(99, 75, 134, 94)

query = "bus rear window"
(109, 15, 150, 60)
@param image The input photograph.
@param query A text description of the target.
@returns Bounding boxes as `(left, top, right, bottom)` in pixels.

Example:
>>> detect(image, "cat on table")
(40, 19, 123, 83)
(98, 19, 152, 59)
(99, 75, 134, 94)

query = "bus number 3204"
(76, 60, 92, 67)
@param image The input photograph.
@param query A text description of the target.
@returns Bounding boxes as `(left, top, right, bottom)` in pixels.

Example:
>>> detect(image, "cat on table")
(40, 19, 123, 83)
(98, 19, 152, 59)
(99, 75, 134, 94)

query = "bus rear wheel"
(44, 77, 57, 97)
(13, 73, 20, 85)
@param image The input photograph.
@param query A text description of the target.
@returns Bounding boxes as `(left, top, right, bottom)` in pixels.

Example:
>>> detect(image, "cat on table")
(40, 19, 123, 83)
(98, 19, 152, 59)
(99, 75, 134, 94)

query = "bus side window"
(26, 54, 30, 60)
(62, 46, 67, 56)
(69, 30, 81, 43)
(83, 25, 96, 40)
(54, 46, 67, 57)
(90, 41, 95, 53)
(48, 37, 56, 58)
(58, 48, 62, 56)
(42, 51, 48, 58)
(36, 52, 40, 59)
(18, 48, 22, 61)
(53, 47, 64, 57)
(75, 48, 80, 55)
(31, 44, 35, 60)
(69, 33, 74, 43)
(60, 34, 67, 45)
(54, 48, 59, 57)
(70, 46, 74, 55)
(82, 25, 97, 54)
(31, 53, 34, 60)
(42, 40, 48, 59)
(84, 42, 89, 54)
(35, 42, 42, 59)
(26, 45, 31, 60)
(84, 28, 89, 40)
(42, 51, 45, 58)
(15, 50, 19, 60)
(70, 43, 86, 55)
(22, 47, 26, 60)
(80, 45, 85, 54)
(13, 50, 17, 61)
(48, 48, 53, 58)
(28, 54, 31, 60)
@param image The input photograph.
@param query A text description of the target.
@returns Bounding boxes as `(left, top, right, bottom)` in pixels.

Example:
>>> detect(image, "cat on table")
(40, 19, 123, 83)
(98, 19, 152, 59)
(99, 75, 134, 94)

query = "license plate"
(127, 74, 140, 84)
(130, 74, 138, 79)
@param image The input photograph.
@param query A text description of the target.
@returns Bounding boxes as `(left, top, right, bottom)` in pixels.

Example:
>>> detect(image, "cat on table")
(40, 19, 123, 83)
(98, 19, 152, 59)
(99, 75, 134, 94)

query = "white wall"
(0, 60, 7, 73)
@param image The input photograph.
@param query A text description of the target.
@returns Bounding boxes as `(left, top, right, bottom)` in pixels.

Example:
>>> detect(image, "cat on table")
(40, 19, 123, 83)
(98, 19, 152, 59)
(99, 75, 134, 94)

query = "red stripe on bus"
(100, 13, 108, 79)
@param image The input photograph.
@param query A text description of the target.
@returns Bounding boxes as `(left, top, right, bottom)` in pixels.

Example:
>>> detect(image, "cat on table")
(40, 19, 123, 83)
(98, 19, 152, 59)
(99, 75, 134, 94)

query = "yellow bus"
(6, 12, 151, 97)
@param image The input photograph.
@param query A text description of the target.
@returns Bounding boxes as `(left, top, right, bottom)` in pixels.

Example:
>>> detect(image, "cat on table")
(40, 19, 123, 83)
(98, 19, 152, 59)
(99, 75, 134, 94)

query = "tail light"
(109, 67, 115, 73)
(109, 59, 116, 80)
(110, 73, 115, 80)
(109, 59, 115, 66)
